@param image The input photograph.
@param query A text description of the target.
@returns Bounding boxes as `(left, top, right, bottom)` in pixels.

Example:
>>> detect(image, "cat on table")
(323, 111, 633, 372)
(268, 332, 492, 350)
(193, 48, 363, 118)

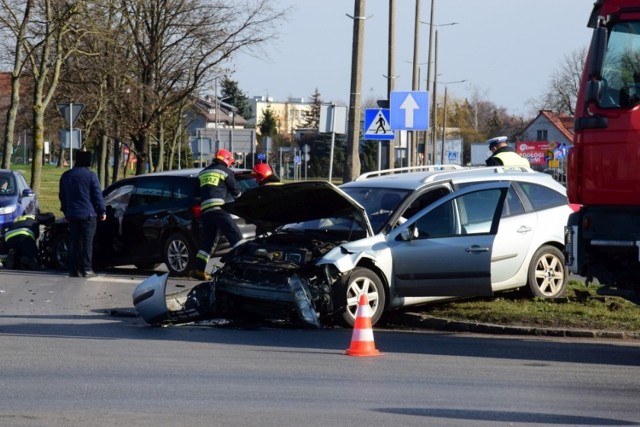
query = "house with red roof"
(516, 110, 574, 170)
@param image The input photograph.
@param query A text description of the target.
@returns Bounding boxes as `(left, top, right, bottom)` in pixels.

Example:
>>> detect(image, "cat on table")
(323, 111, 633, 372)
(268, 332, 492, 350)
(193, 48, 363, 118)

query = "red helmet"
(252, 163, 273, 184)
(215, 149, 235, 166)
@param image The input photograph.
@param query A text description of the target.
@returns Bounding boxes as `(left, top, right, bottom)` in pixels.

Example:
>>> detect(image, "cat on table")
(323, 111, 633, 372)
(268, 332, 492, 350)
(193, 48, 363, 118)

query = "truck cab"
(566, 0, 640, 288)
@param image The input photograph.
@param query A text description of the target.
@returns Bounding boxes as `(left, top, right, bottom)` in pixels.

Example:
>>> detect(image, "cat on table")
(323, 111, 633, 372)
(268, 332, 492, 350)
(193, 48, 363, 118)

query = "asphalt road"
(1, 269, 640, 426)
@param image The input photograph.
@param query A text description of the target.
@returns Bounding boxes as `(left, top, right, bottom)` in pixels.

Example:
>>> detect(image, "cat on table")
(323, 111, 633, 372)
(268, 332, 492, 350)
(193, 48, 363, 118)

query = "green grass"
(421, 281, 640, 332)
(14, 163, 73, 218)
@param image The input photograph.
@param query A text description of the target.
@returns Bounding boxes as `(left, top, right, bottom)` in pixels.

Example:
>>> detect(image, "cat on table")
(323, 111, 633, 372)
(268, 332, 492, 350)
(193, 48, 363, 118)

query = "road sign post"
(58, 102, 85, 168)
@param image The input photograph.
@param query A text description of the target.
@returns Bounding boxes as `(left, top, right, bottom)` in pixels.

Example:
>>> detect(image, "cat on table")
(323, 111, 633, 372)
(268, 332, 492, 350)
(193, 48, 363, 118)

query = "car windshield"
(340, 186, 411, 233)
(0, 173, 16, 196)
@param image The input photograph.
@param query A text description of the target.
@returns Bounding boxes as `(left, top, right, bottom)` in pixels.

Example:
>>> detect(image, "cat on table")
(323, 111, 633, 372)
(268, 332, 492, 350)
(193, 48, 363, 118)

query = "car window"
(104, 184, 134, 211)
(502, 187, 525, 217)
(402, 187, 450, 221)
(413, 188, 504, 238)
(518, 182, 567, 211)
(170, 178, 195, 200)
(129, 179, 168, 207)
(340, 186, 411, 233)
(0, 173, 16, 195)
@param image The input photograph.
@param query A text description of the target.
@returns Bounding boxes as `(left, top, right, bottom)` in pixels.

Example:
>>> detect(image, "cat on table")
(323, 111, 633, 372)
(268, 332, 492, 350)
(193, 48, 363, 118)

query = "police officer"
(485, 136, 530, 167)
(4, 213, 40, 270)
(191, 149, 243, 280)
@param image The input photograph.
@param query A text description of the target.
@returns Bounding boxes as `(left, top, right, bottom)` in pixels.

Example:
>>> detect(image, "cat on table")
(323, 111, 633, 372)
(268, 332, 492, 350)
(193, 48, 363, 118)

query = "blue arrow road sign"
(390, 91, 429, 130)
(364, 109, 394, 140)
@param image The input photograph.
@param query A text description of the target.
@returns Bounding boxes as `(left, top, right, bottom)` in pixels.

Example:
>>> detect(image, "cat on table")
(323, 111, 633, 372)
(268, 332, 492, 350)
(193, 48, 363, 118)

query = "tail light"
(569, 203, 582, 213)
(191, 204, 202, 219)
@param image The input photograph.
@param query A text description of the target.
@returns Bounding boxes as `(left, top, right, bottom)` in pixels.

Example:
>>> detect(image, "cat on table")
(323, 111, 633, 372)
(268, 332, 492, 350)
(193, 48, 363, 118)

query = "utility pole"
(426, 0, 435, 164)
(387, 0, 396, 169)
(344, 0, 367, 183)
(410, 0, 421, 166)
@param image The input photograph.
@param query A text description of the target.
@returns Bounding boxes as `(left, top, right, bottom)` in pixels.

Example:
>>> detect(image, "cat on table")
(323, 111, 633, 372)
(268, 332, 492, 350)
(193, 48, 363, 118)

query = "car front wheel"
(527, 245, 567, 298)
(335, 267, 386, 327)
(163, 232, 195, 276)
(51, 233, 69, 271)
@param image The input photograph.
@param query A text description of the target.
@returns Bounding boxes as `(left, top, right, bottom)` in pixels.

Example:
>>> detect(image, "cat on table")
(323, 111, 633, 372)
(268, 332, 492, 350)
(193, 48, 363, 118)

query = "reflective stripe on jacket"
(5, 214, 37, 242)
(198, 160, 241, 214)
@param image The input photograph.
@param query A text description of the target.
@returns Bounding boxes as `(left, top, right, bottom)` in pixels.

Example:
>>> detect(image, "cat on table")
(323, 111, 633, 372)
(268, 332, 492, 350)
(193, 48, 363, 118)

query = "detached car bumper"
(132, 273, 320, 328)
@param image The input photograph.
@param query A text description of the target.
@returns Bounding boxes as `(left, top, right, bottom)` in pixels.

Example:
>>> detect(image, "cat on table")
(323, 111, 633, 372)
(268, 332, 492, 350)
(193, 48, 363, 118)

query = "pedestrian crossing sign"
(364, 109, 394, 140)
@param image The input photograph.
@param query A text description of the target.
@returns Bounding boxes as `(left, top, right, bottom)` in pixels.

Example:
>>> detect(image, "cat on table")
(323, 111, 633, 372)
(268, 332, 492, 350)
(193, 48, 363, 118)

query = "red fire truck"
(565, 0, 640, 290)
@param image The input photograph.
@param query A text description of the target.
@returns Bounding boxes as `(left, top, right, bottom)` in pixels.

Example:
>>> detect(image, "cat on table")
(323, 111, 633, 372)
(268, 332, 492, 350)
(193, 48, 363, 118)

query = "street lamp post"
(422, 18, 458, 164)
(439, 79, 466, 164)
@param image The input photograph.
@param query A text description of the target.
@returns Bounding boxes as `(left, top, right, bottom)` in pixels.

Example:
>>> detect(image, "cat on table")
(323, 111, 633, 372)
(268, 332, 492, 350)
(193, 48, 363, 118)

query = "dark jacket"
(59, 166, 106, 219)
(198, 159, 241, 214)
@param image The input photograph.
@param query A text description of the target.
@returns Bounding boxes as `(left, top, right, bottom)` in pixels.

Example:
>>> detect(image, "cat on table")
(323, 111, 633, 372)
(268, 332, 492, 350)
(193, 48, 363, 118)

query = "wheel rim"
(167, 239, 189, 272)
(55, 239, 68, 269)
(345, 275, 381, 321)
(534, 252, 565, 296)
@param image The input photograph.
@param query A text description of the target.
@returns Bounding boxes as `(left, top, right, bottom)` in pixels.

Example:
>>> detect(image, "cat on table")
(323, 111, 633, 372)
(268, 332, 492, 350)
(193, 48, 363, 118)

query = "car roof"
(343, 165, 566, 194)
(110, 167, 252, 180)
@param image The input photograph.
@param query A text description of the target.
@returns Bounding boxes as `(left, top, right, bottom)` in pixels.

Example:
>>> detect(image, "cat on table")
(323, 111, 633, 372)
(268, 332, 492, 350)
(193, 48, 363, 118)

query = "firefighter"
(252, 163, 280, 186)
(191, 149, 243, 280)
(4, 213, 40, 270)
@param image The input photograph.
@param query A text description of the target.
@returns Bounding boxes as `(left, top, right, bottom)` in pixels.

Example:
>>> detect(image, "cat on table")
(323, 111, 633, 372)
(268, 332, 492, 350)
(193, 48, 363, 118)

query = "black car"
(40, 168, 257, 275)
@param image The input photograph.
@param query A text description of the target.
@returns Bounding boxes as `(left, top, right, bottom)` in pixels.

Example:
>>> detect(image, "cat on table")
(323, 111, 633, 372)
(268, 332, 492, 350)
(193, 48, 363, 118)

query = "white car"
(133, 166, 578, 328)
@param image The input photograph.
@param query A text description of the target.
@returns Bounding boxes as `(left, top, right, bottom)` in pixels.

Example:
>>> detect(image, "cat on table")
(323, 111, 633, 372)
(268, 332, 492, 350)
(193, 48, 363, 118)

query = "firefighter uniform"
(4, 214, 40, 270)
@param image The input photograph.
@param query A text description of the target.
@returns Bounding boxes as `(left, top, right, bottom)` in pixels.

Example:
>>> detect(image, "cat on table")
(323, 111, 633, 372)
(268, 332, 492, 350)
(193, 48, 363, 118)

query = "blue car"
(0, 169, 39, 232)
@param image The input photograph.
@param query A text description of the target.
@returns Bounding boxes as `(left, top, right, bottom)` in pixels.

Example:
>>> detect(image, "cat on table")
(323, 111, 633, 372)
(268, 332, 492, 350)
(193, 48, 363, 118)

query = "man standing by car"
(191, 149, 243, 280)
(59, 150, 106, 278)
(485, 136, 530, 167)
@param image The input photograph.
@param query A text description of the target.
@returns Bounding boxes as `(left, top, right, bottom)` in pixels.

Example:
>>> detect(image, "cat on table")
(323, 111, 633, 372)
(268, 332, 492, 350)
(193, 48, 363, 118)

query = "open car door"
(388, 182, 509, 298)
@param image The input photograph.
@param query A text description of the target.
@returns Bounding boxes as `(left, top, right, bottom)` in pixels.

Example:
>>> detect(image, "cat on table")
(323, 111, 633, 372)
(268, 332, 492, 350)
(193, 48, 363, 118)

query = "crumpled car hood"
(224, 181, 372, 234)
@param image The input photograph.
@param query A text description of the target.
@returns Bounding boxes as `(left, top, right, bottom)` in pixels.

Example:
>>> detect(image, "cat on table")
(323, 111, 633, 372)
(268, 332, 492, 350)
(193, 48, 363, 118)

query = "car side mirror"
(399, 225, 419, 241)
(22, 189, 34, 197)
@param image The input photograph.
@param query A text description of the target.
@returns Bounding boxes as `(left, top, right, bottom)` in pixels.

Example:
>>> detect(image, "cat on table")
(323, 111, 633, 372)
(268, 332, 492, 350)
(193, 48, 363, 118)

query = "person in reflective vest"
(485, 136, 530, 168)
(4, 214, 40, 270)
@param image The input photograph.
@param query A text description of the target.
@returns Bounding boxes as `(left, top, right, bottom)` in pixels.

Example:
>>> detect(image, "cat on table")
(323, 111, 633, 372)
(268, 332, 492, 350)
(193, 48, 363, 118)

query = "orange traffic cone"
(345, 293, 382, 357)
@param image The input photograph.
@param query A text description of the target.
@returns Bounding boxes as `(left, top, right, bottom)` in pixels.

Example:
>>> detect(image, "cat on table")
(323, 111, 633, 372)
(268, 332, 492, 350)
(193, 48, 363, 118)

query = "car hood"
(224, 181, 372, 233)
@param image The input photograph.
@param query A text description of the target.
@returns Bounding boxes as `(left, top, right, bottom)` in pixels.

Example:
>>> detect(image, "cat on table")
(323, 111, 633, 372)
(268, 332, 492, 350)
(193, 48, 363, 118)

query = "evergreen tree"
(258, 107, 278, 138)
(220, 77, 250, 119)
(301, 88, 322, 128)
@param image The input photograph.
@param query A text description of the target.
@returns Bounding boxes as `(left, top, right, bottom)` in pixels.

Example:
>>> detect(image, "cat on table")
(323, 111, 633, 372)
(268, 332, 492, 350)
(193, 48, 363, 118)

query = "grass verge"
(420, 281, 640, 332)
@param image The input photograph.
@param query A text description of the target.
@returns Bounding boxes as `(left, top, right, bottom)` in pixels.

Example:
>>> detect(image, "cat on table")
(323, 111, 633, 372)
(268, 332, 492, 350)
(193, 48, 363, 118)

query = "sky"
(230, 0, 593, 117)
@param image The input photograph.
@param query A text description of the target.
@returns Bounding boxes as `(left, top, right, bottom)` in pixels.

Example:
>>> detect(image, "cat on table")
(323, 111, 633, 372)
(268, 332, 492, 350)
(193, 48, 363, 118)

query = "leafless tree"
(0, 0, 33, 169)
(119, 0, 287, 175)
(534, 47, 586, 116)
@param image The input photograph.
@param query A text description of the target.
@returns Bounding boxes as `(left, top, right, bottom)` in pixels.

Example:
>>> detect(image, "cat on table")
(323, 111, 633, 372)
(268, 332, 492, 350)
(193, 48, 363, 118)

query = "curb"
(383, 313, 640, 340)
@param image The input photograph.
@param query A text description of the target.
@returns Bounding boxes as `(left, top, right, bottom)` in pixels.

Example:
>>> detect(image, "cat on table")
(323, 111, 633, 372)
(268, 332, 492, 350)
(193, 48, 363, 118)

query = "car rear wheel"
(527, 245, 567, 298)
(163, 232, 195, 276)
(335, 267, 386, 328)
(51, 233, 69, 271)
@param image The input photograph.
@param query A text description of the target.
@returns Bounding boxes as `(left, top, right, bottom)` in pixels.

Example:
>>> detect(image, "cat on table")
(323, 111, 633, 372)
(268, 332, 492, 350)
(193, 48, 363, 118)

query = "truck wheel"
(527, 245, 567, 298)
(163, 232, 195, 276)
(334, 267, 386, 327)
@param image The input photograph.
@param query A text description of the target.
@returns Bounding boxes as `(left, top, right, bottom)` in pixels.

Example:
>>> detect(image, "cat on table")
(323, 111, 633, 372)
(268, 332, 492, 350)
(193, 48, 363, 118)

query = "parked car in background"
(134, 165, 579, 328)
(0, 169, 39, 230)
(40, 168, 257, 275)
